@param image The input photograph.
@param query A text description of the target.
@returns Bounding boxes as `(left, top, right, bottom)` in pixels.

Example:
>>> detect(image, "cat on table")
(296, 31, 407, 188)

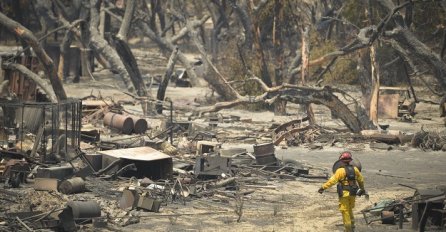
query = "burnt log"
(197, 77, 374, 133)
(271, 86, 364, 133)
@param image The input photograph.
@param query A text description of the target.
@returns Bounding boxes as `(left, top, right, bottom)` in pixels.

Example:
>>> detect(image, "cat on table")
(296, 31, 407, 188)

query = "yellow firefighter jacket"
(322, 166, 364, 197)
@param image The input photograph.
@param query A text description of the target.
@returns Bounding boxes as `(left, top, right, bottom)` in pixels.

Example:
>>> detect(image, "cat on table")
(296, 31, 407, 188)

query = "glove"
(318, 187, 324, 194)
(357, 189, 366, 196)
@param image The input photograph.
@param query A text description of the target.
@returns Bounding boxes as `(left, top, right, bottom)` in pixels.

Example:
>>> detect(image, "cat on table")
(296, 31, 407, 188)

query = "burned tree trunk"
(273, 87, 362, 133)
(112, 38, 148, 97)
(386, 27, 446, 92)
(272, 0, 286, 115)
(57, 31, 74, 81)
(116, 0, 136, 41)
(231, 0, 253, 49)
(157, 47, 179, 114)
(249, 1, 272, 88)
(197, 82, 366, 133)
(376, 0, 446, 92)
(301, 26, 315, 124)
(0, 12, 67, 101)
(208, 0, 229, 61)
(89, 0, 134, 92)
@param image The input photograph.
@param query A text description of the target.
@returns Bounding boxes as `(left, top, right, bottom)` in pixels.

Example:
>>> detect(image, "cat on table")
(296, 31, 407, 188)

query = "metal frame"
(0, 99, 82, 162)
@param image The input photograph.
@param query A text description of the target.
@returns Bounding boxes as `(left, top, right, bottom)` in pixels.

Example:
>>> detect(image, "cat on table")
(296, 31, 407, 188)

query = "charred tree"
(116, 0, 136, 41)
(301, 26, 315, 124)
(112, 38, 148, 97)
(157, 47, 179, 114)
(88, 0, 134, 92)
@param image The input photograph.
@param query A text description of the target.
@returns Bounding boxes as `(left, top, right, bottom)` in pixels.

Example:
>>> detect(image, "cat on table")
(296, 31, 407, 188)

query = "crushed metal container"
(194, 156, 231, 177)
(253, 143, 277, 165)
(36, 165, 74, 180)
(98, 147, 173, 180)
(196, 141, 221, 156)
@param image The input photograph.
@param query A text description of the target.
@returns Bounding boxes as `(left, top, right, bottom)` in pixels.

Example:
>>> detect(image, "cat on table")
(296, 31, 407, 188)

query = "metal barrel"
(130, 116, 148, 134)
(59, 177, 85, 194)
(67, 201, 101, 218)
(103, 113, 134, 134)
(381, 210, 395, 224)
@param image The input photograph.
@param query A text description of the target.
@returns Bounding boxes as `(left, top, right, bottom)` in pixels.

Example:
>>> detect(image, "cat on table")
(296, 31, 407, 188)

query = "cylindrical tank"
(103, 113, 133, 134)
(381, 210, 395, 224)
(130, 116, 149, 134)
(67, 201, 101, 219)
(59, 177, 85, 194)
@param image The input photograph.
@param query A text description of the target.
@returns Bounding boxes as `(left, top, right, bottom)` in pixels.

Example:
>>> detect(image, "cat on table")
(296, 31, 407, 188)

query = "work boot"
(344, 224, 353, 232)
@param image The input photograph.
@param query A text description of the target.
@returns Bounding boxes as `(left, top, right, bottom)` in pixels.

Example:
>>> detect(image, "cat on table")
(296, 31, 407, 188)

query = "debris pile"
(0, 95, 329, 231)
(411, 129, 446, 151)
(362, 186, 446, 231)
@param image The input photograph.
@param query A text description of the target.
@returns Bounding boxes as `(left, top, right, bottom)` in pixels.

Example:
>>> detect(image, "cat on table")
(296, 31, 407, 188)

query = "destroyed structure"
(0, 0, 446, 231)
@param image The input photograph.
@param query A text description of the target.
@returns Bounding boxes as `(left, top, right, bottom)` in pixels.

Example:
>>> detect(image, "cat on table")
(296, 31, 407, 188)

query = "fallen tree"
(196, 76, 375, 133)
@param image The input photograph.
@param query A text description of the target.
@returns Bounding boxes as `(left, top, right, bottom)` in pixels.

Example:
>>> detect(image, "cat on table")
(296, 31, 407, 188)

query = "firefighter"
(318, 151, 365, 232)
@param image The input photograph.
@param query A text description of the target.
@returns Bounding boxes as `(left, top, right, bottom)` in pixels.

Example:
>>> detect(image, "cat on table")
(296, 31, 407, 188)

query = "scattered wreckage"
(0, 96, 330, 231)
(0, 54, 444, 230)
(361, 185, 446, 231)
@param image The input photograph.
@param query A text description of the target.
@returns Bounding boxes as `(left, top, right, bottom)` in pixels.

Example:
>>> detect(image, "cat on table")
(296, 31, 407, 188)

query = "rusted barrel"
(130, 116, 148, 134)
(59, 177, 85, 194)
(67, 201, 101, 218)
(381, 210, 395, 224)
(103, 113, 133, 134)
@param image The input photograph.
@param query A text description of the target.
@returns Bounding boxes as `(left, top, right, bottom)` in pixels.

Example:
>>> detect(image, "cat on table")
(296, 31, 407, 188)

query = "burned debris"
(1, 0, 446, 231)
(361, 186, 446, 231)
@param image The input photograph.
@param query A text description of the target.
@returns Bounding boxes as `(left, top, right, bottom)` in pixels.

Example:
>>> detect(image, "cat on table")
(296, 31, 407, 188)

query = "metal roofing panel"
(98, 147, 170, 161)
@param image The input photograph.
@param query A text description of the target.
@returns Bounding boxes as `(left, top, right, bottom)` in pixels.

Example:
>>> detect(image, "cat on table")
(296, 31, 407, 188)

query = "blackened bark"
(89, 0, 134, 92)
(112, 38, 148, 97)
(116, 0, 136, 41)
(58, 31, 74, 81)
(387, 27, 446, 92)
(231, 0, 253, 49)
(156, 47, 179, 114)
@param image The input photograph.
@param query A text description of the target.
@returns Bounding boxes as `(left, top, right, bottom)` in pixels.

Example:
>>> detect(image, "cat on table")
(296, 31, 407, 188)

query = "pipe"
(103, 112, 133, 134)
